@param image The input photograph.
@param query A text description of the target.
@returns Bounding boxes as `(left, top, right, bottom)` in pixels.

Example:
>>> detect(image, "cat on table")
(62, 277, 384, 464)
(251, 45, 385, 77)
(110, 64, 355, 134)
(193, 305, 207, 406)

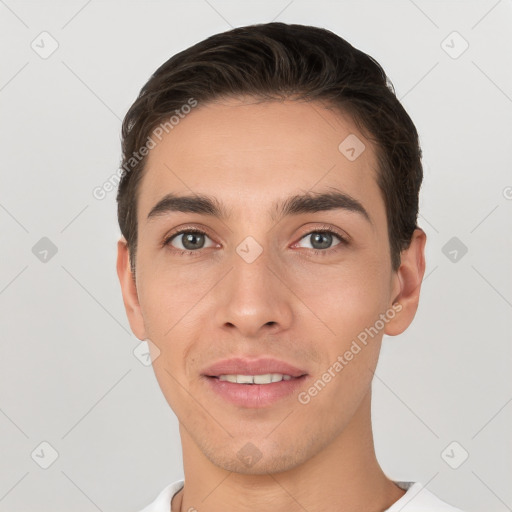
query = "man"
(116, 22, 464, 512)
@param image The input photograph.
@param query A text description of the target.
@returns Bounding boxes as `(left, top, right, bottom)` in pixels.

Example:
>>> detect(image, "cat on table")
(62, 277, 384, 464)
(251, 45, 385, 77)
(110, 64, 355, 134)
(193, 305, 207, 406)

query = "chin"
(198, 431, 318, 476)
(209, 448, 306, 475)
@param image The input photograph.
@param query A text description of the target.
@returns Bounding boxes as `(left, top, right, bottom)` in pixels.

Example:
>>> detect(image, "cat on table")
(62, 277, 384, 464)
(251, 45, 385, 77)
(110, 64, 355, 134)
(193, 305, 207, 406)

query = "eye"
(162, 226, 348, 256)
(295, 228, 347, 253)
(163, 228, 216, 253)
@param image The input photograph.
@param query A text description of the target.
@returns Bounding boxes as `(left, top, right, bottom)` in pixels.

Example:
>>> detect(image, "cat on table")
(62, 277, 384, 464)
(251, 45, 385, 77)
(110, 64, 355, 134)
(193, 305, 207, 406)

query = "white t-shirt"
(137, 479, 465, 511)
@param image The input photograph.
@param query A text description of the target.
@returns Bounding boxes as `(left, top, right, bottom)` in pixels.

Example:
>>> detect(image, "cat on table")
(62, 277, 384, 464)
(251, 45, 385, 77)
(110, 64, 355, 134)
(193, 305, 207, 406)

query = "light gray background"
(1, 1, 511, 511)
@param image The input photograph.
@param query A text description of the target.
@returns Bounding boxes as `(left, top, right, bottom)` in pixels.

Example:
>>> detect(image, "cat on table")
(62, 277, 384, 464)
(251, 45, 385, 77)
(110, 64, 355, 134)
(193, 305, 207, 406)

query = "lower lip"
(203, 375, 308, 408)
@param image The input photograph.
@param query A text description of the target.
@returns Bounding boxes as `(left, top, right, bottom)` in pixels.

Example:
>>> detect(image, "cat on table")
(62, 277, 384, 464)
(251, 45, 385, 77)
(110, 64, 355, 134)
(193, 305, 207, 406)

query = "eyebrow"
(146, 189, 372, 225)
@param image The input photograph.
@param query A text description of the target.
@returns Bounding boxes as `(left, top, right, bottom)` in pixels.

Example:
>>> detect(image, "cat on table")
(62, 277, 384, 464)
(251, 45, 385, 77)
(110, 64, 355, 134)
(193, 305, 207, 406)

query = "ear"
(385, 228, 427, 336)
(116, 236, 147, 340)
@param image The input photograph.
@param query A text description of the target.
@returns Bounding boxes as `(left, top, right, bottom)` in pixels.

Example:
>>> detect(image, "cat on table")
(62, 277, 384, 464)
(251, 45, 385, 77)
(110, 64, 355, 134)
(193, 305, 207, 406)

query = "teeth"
(237, 374, 254, 384)
(218, 373, 294, 384)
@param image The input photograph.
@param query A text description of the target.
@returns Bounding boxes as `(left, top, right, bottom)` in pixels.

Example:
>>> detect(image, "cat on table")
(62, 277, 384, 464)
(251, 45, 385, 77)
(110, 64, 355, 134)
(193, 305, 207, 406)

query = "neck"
(173, 390, 405, 512)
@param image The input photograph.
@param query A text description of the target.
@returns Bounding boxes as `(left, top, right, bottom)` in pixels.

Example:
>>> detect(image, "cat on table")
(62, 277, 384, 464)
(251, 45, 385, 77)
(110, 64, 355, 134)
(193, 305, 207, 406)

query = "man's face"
(122, 98, 404, 474)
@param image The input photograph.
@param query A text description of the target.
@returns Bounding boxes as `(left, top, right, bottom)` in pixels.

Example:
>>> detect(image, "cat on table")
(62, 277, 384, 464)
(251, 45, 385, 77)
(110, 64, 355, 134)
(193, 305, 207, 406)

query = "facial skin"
(117, 97, 426, 512)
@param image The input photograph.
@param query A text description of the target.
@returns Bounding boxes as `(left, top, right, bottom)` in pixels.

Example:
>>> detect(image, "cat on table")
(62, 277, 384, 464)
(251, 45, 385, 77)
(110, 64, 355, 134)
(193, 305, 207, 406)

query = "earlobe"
(384, 228, 427, 337)
(116, 236, 147, 340)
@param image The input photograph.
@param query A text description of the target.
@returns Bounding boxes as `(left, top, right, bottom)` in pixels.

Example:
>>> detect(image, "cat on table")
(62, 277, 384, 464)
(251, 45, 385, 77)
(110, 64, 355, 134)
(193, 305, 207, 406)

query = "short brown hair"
(117, 22, 422, 273)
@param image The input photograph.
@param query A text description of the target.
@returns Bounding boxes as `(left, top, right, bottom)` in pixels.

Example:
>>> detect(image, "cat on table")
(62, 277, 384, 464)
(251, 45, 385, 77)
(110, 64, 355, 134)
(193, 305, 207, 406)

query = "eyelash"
(162, 225, 348, 258)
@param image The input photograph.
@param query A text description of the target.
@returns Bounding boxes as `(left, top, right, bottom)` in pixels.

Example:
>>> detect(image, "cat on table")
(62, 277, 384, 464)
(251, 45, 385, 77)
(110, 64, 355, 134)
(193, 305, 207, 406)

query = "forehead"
(137, 98, 385, 227)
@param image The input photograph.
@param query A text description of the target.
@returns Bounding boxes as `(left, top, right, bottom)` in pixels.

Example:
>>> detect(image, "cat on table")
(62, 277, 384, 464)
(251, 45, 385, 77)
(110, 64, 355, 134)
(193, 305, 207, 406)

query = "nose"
(212, 244, 294, 339)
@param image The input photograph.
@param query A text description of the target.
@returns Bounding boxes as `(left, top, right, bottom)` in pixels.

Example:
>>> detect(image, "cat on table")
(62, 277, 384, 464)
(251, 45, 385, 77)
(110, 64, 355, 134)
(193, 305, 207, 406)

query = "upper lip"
(202, 357, 308, 378)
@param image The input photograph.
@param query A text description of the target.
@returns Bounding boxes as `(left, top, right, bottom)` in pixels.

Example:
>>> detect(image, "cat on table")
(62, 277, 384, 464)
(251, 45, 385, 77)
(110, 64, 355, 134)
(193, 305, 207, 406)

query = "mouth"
(201, 356, 308, 379)
(206, 373, 306, 384)
(200, 357, 309, 408)
(202, 372, 308, 408)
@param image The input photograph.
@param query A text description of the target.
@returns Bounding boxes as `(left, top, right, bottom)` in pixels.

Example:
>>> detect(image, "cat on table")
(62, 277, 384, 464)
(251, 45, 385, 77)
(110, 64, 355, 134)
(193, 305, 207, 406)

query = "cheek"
(136, 267, 208, 383)
(136, 260, 208, 336)
(292, 258, 390, 335)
